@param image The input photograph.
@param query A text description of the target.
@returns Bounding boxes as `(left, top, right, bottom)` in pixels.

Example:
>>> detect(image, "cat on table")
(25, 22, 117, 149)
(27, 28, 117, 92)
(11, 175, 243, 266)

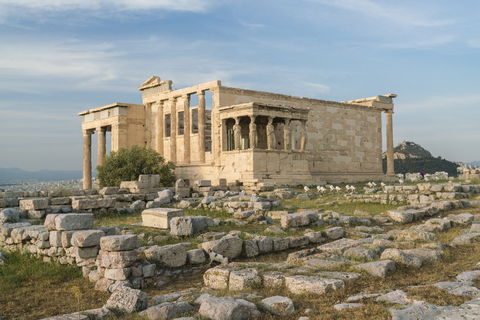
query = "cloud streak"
(305, 0, 455, 28)
(0, 0, 212, 12)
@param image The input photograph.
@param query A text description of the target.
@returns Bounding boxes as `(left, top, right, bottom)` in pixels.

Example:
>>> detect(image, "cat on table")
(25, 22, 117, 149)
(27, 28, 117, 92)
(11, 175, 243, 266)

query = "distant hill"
(468, 161, 480, 167)
(0, 167, 84, 183)
(382, 141, 459, 176)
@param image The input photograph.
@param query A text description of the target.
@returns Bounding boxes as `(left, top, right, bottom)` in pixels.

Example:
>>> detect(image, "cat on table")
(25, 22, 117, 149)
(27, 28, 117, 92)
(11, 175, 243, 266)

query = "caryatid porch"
(216, 102, 313, 182)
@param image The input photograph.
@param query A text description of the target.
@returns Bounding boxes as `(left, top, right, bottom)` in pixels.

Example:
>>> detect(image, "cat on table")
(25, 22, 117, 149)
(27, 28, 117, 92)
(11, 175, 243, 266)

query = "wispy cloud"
(381, 35, 455, 49)
(400, 94, 480, 112)
(305, 0, 455, 28)
(305, 82, 330, 94)
(239, 20, 266, 28)
(0, 0, 212, 12)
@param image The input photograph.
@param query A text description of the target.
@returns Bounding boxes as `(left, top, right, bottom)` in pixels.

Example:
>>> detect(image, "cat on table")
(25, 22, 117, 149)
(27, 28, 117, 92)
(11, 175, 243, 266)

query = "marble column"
(155, 101, 164, 156)
(249, 115, 257, 149)
(283, 118, 291, 151)
(385, 110, 395, 176)
(97, 127, 106, 167)
(170, 97, 177, 163)
(183, 94, 191, 163)
(198, 90, 206, 162)
(82, 130, 92, 190)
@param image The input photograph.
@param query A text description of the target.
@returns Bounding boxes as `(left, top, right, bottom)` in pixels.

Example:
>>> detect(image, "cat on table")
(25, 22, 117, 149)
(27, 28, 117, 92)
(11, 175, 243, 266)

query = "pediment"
(138, 76, 162, 91)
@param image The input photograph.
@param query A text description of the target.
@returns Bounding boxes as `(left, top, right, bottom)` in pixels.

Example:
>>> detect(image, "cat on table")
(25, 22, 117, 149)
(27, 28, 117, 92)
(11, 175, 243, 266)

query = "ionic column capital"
(197, 90, 205, 96)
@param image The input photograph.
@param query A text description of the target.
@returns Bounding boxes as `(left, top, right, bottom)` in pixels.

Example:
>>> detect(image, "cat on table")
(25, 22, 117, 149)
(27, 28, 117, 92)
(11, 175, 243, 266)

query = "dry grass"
(0, 251, 110, 320)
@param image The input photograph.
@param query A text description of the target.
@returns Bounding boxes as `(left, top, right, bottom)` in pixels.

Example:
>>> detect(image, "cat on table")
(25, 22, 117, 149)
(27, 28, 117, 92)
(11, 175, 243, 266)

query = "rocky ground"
(2, 181, 480, 319)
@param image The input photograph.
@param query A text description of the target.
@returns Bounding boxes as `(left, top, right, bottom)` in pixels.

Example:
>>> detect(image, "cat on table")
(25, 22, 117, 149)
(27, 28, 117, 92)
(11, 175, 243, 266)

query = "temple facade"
(79, 76, 396, 189)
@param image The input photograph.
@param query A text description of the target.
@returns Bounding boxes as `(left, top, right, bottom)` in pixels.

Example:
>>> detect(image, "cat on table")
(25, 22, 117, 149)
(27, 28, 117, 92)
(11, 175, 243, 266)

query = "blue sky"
(1, 0, 479, 171)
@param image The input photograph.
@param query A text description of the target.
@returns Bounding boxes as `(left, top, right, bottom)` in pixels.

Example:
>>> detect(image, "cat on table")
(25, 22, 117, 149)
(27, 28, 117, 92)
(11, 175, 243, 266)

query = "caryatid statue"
(300, 120, 307, 151)
(266, 117, 275, 150)
(234, 117, 242, 150)
(249, 116, 257, 149)
(283, 118, 291, 150)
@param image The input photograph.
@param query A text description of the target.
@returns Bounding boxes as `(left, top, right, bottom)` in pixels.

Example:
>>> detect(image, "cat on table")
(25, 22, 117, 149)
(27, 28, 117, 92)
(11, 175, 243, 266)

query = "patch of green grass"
(0, 251, 81, 291)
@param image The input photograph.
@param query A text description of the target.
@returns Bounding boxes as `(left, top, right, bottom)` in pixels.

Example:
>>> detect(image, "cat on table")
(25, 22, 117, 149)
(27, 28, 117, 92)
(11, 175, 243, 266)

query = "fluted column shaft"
(155, 101, 164, 156)
(83, 130, 92, 190)
(97, 127, 106, 167)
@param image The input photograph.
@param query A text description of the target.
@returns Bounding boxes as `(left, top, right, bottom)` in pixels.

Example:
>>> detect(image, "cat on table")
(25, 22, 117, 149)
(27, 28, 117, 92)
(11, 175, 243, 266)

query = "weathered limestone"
(142, 208, 184, 229)
(144, 244, 187, 267)
(80, 77, 396, 187)
(197, 295, 261, 320)
(104, 286, 148, 314)
(71, 230, 105, 247)
(354, 260, 396, 277)
(100, 235, 140, 252)
(54, 214, 94, 231)
(261, 296, 294, 315)
(285, 275, 344, 295)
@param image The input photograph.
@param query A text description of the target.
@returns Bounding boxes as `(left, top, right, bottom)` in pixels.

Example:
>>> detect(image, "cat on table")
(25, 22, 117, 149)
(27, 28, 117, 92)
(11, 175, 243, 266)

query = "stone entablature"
(79, 76, 397, 188)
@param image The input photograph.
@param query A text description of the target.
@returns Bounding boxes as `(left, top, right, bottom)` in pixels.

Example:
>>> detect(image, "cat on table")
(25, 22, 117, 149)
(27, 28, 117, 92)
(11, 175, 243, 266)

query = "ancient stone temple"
(79, 76, 396, 189)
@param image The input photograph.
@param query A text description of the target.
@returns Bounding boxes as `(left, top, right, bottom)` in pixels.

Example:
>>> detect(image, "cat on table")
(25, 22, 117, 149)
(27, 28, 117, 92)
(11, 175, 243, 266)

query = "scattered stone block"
(0, 208, 19, 224)
(19, 198, 49, 211)
(451, 233, 480, 246)
(100, 235, 140, 252)
(317, 238, 360, 255)
(140, 301, 194, 320)
(380, 248, 422, 268)
(354, 260, 396, 277)
(285, 275, 344, 295)
(200, 235, 243, 260)
(229, 268, 262, 291)
(144, 243, 187, 267)
(388, 210, 414, 224)
(334, 303, 363, 311)
(272, 237, 289, 251)
(55, 214, 94, 231)
(105, 268, 131, 281)
(187, 249, 206, 264)
(204, 265, 234, 290)
(402, 248, 441, 262)
(243, 239, 259, 257)
(263, 272, 285, 288)
(142, 208, 184, 229)
(100, 250, 138, 268)
(197, 295, 261, 320)
(71, 230, 105, 247)
(324, 227, 344, 240)
(104, 286, 148, 314)
(261, 296, 294, 315)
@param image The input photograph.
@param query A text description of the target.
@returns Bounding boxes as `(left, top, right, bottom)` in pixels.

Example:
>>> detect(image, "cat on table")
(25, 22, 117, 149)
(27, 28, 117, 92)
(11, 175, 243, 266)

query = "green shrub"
(96, 145, 175, 188)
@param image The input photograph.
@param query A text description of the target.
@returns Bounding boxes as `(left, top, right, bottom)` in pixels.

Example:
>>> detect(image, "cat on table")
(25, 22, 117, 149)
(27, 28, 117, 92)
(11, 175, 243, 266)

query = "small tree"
(96, 145, 175, 188)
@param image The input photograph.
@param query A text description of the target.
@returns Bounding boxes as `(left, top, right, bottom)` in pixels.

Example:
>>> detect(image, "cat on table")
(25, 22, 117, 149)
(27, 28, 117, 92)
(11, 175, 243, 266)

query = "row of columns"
(82, 126, 107, 190)
(154, 90, 206, 164)
(231, 116, 308, 151)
